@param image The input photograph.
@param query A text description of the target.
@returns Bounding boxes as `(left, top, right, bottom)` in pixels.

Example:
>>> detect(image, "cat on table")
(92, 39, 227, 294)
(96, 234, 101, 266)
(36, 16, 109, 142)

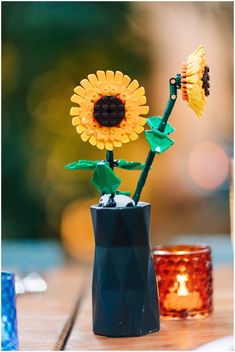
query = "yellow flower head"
(70, 70, 149, 151)
(181, 45, 210, 118)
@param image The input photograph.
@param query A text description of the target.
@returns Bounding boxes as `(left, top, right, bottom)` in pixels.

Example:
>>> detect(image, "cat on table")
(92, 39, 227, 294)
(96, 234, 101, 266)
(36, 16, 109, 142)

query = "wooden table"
(17, 264, 233, 351)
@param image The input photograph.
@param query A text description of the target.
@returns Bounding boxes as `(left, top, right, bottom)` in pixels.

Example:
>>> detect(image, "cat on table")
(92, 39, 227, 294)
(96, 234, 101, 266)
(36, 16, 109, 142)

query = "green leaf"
(145, 130, 174, 154)
(91, 162, 121, 194)
(65, 160, 98, 170)
(147, 116, 175, 134)
(116, 159, 145, 170)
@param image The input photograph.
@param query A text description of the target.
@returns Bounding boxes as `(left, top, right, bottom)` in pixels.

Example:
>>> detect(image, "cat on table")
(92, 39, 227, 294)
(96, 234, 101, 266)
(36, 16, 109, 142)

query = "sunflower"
(181, 45, 210, 118)
(70, 70, 149, 151)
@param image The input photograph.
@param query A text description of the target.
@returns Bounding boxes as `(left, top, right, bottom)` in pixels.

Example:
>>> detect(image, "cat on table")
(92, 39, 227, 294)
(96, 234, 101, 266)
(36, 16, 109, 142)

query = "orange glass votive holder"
(153, 244, 213, 320)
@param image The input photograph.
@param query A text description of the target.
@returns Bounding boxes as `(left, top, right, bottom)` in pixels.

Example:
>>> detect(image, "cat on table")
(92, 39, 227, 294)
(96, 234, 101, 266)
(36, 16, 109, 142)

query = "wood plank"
(66, 265, 233, 351)
(17, 264, 91, 351)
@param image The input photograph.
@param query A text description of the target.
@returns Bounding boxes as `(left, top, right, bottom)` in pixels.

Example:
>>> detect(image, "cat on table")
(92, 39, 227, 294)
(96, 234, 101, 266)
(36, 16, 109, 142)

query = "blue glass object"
(1, 272, 18, 351)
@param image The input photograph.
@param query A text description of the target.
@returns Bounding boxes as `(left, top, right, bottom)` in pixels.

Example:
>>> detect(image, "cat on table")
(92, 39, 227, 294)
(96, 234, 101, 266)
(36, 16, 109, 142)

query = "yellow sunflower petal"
(125, 101, 137, 111)
(96, 129, 109, 142)
(187, 91, 205, 113)
(184, 74, 200, 84)
(187, 45, 205, 63)
(137, 106, 149, 114)
(79, 116, 91, 125)
(136, 96, 147, 105)
(76, 125, 86, 134)
(109, 130, 122, 141)
(137, 117, 147, 126)
(96, 83, 110, 95)
(80, 79, 93, 90)
(105, 141, 114, 151)
(191, 99, 204, 110)
(96, 141, 105, 150)
(134, 125, 144, 134)
(131, 87, 145, 98)
(114, 71, 123, 82)
(81, 130, 91, 142)
(129, 132, 139, 141)
(89, 136, 97, 146)
(189, 92, 205, 104)
(125, 111, 137, 119)
(70, 107, 80, 116)
(184, 83, 194, 92)
(113, 140, 122, 147)
(96, 70, 106, 82)
(120, 134, 130, 143)
(119, 92, 130, 101)
(188, 94, 204, 107)
(188, 84, 204, 100)
(72, 116, 80, 126)
(109, 85, 119, 95)
(186, 63, 202, 75)
(71, 94, 84, 105)
(194, 44, 204, 53)
(101, 134, 110, 142)
(106, 70, 115, 82)
(88, 74, 99, 86)
(74, 86, 86, 97)
(90, 92, 100, 102)
(127, 79, 139, 93)
(121, 75, 131, 87)
(188, 103, 203, 118)
(71, 106, 83, 115)
(188, 98, 204, 112)
(119, 123, 133, 134)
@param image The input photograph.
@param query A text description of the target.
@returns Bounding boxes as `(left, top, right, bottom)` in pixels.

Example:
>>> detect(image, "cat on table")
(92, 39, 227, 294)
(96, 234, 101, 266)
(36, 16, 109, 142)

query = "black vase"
(90, 202, 160, 337)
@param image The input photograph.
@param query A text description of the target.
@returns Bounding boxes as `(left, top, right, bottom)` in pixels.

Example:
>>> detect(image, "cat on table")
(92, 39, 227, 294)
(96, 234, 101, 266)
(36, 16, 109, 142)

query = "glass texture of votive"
(153, 244, 213, 320)
(1, 272, 19, 350)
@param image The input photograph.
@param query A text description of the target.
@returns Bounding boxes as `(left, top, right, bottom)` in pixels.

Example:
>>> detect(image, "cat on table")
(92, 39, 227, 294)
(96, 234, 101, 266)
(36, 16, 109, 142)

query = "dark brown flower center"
(94, 96, 125, 127)
(202, 66, 210, 97)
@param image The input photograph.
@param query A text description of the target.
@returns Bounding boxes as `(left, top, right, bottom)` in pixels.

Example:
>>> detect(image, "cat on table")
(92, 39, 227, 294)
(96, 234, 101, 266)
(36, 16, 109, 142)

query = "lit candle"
(152, 244, 213, 319)
(164, 274, 202, 311)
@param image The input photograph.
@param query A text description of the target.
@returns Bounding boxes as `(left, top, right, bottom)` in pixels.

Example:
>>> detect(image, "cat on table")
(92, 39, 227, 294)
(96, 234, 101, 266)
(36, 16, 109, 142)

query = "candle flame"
(177, 274, 189, 296)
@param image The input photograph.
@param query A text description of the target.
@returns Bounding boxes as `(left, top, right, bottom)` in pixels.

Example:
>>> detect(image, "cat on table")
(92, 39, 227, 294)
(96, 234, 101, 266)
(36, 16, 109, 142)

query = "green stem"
(132, 151, 155, 204)
(132, 77, 179, 205)
(106, 150, 114, 170)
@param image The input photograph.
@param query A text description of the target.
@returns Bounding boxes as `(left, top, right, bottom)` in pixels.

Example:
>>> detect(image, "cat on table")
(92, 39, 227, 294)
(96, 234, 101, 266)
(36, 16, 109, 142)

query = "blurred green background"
(2, 2, 233, 262)
(2, 2, 150, 239)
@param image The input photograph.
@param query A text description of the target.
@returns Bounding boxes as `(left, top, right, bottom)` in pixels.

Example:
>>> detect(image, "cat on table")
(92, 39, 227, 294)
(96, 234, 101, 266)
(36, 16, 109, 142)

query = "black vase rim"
(91, 201, 150, 210)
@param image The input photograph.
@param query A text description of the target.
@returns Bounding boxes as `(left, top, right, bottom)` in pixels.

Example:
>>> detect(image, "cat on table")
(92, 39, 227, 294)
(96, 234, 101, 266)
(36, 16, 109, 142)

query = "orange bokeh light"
(61, 198, 96, 262)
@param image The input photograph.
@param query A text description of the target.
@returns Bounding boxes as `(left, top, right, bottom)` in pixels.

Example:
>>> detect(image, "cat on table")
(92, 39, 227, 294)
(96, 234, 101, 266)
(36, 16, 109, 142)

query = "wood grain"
(65, 265, 233, 351)
(17, 264, 233, 351)
(17, 264, 90, 351)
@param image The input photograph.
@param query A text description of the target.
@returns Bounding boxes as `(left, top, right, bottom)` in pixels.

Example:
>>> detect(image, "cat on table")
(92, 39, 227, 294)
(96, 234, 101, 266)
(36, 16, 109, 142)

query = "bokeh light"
(2, 2, 233, 245)
(61, 198, 96, 262)
(188, 141, 229, 190)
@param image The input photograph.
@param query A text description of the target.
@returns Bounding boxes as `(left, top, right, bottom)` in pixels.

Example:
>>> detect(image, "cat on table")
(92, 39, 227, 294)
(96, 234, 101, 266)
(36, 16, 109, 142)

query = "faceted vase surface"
(91, 202, 160, 337)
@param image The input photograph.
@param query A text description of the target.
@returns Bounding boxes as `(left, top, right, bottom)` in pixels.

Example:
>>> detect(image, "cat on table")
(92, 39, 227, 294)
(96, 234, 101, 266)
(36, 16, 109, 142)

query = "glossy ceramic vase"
(90, 202, 160, 337)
